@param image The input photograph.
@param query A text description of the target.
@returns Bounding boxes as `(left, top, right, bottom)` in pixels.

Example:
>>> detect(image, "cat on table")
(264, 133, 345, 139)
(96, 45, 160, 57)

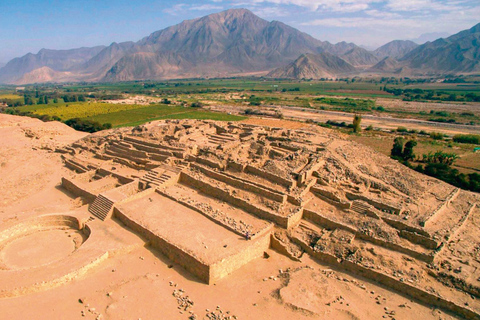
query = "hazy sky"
(0, 0, 479, 62)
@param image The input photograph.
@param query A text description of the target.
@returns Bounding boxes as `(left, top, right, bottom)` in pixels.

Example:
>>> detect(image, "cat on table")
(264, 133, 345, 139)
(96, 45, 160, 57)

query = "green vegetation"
(314, 97, 375, 112)
(352, 114, 362, 133)
(453, 134, 480, 144)
(390, 138, 479, 192)
(65, 118, 112, 133)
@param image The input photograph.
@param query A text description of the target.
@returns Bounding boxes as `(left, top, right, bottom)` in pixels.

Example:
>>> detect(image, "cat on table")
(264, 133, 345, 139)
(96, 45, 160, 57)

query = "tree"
(391, 137, 404, 158)
(190, 102, 204, 108)
(402, 140, 417, 161)
(352, 114, 362, 133)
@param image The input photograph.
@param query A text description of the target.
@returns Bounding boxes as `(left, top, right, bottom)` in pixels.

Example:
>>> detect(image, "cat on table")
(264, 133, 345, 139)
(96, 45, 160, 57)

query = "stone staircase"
(350, 200, 373, 215)
(207, 133, 236, 145)
(88, 195, 114, 221)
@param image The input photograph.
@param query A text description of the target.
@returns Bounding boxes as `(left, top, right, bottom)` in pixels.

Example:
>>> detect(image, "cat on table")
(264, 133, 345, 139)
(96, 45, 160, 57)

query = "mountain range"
(0, 9, 479, 84)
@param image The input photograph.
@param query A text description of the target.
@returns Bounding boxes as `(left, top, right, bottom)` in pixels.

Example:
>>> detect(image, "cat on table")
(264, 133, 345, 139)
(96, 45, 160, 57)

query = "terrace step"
(350, 200, 373, 215)
(140, 169, 178, 189)
(88, 195, 114, 221)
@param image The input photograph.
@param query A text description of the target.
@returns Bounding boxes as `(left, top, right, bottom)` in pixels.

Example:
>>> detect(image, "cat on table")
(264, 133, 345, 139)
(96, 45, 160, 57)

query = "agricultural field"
(16, 102, 245, 127)
(0, 94, 22, 100)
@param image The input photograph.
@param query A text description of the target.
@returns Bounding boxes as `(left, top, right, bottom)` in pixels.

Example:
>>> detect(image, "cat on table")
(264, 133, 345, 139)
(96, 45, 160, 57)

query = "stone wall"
(180, 172, 295, 228)
(270, 234, 301, 262)
(97, 168, 134, 185)
(303, 209, 434, 263)
(193, 156, 225, 170)
(244, 164, 295, 188)
(209, 232, 270, 283)
(421, 188, 460, 227)
(345, 191, 401, 214)
(113, 206, 211, 283)
(61, 177, 97, 203)
(0, 215, 88, 251)
(310, 188, 351, 210)
(191, 163, 287, 203)
(113, 205, 271, 284)
(382, 216, 430, 237)
(400, 230, 439, 250)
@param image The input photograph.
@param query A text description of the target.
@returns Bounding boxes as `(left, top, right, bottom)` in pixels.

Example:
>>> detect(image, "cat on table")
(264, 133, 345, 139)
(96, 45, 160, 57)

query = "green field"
(85, 104, 245, 127)
(17, 102, 245, 127)
(0, 94, 23, 100)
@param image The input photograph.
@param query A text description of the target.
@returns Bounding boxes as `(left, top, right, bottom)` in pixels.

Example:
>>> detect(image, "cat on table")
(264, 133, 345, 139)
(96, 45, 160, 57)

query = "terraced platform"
(114, 192, 272, 284)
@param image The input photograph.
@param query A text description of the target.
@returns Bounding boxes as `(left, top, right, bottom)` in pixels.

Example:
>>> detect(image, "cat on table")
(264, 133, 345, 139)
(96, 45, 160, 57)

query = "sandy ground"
(209, 104, 480, 135)
(0, 114, 464, 319)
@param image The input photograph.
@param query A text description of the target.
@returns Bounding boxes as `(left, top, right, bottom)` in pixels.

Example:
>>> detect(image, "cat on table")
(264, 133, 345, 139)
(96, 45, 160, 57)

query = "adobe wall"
(293, 236, 480, 320)
(113, 207, 211, 283)
(303, 209, 434, 263)
(105, 147, 150, 165)
(115, 185, 156, 206)
(345, 191, 401, 214)
(64, 158, 89, 173)
(126, 140, 174, 157)
(226, 161, 245, 172)
(61, 177, 97, 203)
(421, 188, 460, 227)
(0, 215, 88, 257)
(193, 156, 225, 170)
(244, 164, 296, 188)
(209, 231, 270, 284)
(400, 230, 439, 250)
(382, 216, 430, 237)
(223, 169, 286, 196)
(97, 168, 134, 185)
(123, 136, 185, 153)
(303, 209, 357, 234)
(108, 143, 149, 159)
(270, 234, 301, 262)
(180, 172, 293, 228)
(191, 163, 287, 203)
(310, 188, 351, 210)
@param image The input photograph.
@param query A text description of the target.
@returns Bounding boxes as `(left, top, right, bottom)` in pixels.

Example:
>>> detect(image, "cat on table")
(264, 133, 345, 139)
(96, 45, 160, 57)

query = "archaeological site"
(0, 114, 479, 320)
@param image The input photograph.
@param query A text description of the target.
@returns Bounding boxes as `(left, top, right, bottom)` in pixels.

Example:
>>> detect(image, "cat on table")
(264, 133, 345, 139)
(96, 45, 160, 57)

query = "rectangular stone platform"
(113, 192, 272, 284)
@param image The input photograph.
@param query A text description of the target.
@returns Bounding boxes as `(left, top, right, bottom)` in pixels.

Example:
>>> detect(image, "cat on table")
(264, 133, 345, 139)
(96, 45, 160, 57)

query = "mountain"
(0, 9, 478, 84)
(81, 42, 136, 77)
(0, 46, 105, 84)
(319, 41, 358, 56)
(267, 52, 356, 79)
(106, 9, 331, 81)
(373, 40, 418, 59)
(15, 66, 73, 84)
(340, 47, 379, 67)
(0, 9, 360, 84)
(367, 57, 400, 73)
(400, 23, 480, 73)
(411, 32, 450, 44)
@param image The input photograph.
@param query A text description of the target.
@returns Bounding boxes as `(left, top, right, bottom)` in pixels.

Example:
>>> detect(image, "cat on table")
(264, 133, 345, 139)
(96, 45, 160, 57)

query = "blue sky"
(0, 0, 479, 62)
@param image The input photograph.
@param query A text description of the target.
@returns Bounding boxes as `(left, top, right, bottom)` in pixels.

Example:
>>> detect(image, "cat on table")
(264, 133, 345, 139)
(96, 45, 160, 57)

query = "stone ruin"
(14, 119, 480, 318)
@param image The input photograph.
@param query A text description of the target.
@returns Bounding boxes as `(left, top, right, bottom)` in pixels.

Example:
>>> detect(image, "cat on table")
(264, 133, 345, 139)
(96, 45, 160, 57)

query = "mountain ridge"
(0, 9, 478, 84)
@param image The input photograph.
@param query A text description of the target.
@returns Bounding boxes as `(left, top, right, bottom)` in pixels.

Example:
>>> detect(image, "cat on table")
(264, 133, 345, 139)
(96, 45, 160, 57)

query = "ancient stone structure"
(3, 119, 479, 318)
